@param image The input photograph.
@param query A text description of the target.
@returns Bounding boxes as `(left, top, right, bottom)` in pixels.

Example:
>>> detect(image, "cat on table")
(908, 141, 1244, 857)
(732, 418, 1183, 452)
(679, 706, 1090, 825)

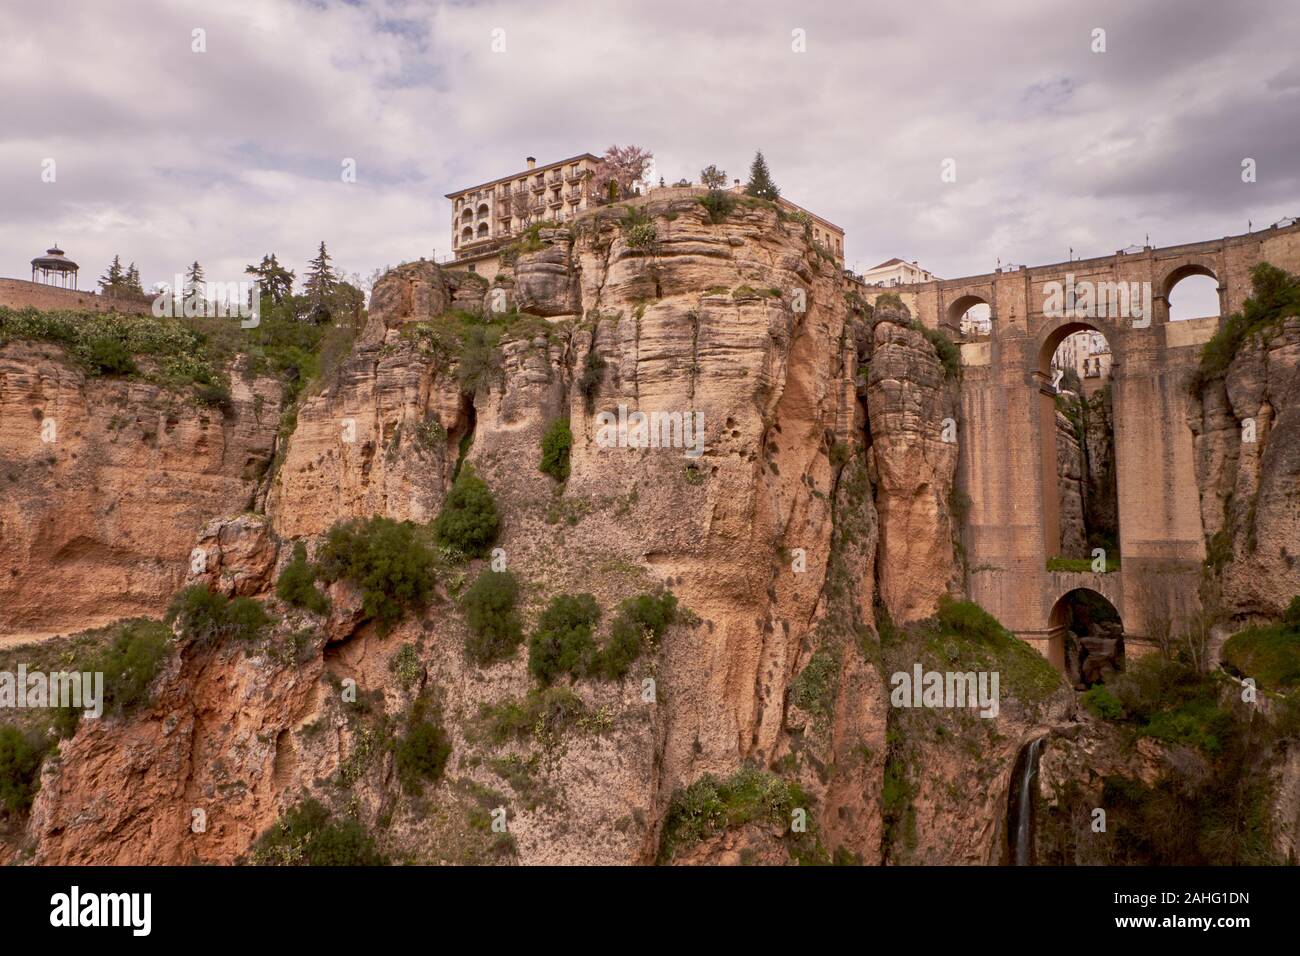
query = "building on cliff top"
(30, 245, 80, 289)
(443, 154, 847, 273)
(855, 257, 936, 287)
(445, 153, 602, 267)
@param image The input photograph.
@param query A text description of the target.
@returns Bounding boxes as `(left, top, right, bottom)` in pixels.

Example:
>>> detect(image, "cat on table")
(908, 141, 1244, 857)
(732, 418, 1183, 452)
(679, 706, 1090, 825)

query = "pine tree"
(744, 151, 780, 200)
(183, 261, 205, 299)
(98, 255, 126, 294)
(245, 253, 295, 305)
(125, 263, 143, 294)
(303, 242, 337, 323)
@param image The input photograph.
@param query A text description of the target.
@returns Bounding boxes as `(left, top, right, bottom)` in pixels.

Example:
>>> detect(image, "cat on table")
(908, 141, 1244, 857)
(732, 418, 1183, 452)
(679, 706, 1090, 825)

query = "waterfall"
(1008, 736, 1047, 866)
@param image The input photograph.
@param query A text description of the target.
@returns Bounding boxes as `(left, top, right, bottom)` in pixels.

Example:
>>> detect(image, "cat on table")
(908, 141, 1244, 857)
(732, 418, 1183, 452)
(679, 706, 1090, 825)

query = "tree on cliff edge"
(744, 151, 780, 200)
(245, 253, 295, 305)
(303, 242, 338, 323)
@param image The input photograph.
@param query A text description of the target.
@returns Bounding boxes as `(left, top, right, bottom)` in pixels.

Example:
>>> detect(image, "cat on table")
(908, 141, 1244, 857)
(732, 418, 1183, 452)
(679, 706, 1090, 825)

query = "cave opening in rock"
(1050, 587, 1124, 687)
(1039, 324, 1119, 566)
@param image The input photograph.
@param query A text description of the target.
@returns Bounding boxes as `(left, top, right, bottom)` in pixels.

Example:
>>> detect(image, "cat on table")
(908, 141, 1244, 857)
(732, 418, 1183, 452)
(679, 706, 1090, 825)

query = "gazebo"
(31, 245, 79, 289)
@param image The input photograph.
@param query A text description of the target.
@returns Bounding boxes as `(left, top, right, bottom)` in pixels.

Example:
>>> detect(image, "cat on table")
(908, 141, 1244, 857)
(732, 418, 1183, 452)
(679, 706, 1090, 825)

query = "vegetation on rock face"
(699, 189, 737, 224)
(1192, 262, 1300, 396)
(526, 590, 676, 684)
(591, 591, 677, 680)
(539, 418, 573, 482)
(250, 798, 386, 866)
(0, 727, 47, 817)
(167, 586, 271, 647)
(395, 696, 452, 794)
(477, 686, 587, 747)
(317, 516, 435, 632)
(528, 593, 600, 684)
(657, 764, 822, 864)
(578, 346, 605, 412)
(275, 541, 329, 614)
(432, 465, 500, 558)
(927, 596, 1063, 703)
(462, 569, 524, 666)
(1222, 595, 1300, 692)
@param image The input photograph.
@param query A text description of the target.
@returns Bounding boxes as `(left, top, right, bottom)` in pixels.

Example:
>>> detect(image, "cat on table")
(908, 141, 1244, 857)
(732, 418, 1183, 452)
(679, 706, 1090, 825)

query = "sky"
(2, 0, 1297, 319)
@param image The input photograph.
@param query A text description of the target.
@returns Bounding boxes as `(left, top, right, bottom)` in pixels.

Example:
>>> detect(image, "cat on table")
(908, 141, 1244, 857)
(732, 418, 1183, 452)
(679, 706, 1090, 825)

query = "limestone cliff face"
(1055, 409, 1087, 557)
(0, 342, 282, 638)
(864, 316, 960, 623)
(12, 196, 977, 866)
(1190, 316, 1300, 624)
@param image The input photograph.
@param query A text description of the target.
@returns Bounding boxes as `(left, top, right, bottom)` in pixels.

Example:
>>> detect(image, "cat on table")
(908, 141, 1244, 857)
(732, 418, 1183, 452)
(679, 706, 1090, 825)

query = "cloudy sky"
(3, 0, 1297, 315)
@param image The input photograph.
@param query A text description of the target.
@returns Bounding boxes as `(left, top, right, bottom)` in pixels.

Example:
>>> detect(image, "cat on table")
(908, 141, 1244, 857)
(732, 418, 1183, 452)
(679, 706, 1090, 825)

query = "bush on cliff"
(250, 798, 386, 866)
(591, 591, 678, 680)
(1222, 596, 1300, 692)
(1192, 262, 1300, 396)
(462, 569, 524, 666)
(433, 465, 500, 558)
(0, 727, 48, 817)
(166, 585, 271, 647)
(528, 594, 600, 684)
(317, 516, 435, 632)
(539, 417, 573, 482)
(275, 541, 329, 614)
(657, 764, 823, 864)
(394, 697, 452, 794)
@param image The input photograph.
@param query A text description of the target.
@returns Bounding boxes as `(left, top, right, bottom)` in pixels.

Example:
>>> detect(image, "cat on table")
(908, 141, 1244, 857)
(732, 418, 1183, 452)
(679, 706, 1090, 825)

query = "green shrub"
(166, 586, 270, 646)
(99, 619, 172, 714)
(699, 189, 737, 224)
(1081, 684, 1124, 720)
(276, 542, 329, 614)
(433, 465, 500, 558)
(658, 765, 817, 863)
(83, 336, 137, 375)
(395, 700, 452, 794)
(789, 645, 840, 722)
(478, 686, 586, 746)
(1046, 555, 1120, 572)
(528, 593, 601, 684)
(539, 418, 573, 482)
(250, 798, 386, 866)
(317, 517, 435, 632)
(462, 569, 523, 666)
(0, 726, 48, 817)
(592, 591, 677, 680)
(388, 643, 422, 691)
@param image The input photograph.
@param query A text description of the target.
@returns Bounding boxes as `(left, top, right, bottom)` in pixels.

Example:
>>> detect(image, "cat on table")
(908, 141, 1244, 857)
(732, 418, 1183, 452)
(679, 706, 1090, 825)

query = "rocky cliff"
(0, 342, 282, 640)
(5, 195, 993, 865)
(1190, 315, 1300, 627)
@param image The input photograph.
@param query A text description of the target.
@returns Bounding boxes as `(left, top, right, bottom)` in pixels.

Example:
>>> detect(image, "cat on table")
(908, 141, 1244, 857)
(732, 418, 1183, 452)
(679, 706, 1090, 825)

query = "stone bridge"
(907, 220, 1300, 667)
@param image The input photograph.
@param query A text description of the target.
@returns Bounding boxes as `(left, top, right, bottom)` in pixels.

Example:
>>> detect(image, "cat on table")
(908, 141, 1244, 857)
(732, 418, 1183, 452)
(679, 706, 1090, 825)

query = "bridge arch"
(1049, 586, 1125, 685)
(1035, 318, 1121, 561)
(1156, 257, 1224, 322)
(947, 292, 991, 329)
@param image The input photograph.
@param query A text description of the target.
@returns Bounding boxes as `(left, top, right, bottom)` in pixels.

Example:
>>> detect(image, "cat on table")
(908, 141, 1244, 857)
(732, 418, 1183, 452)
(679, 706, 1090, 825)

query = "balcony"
(566, 192, 581, 204)
(564, 170, 584, 184)
(547, 195, 563, 208)
(530, 181, 546, 195)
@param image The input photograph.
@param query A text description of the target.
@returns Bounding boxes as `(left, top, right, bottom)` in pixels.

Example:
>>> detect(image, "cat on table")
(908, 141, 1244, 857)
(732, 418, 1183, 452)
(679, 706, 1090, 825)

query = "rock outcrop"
(1190, 316, 1300, 625)
(0, 343, 282, 638)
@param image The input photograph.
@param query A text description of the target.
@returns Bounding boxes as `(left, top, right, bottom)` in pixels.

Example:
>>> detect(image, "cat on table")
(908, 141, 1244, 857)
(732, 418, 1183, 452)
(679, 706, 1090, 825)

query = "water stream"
(1008, 736, 1047, 865)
